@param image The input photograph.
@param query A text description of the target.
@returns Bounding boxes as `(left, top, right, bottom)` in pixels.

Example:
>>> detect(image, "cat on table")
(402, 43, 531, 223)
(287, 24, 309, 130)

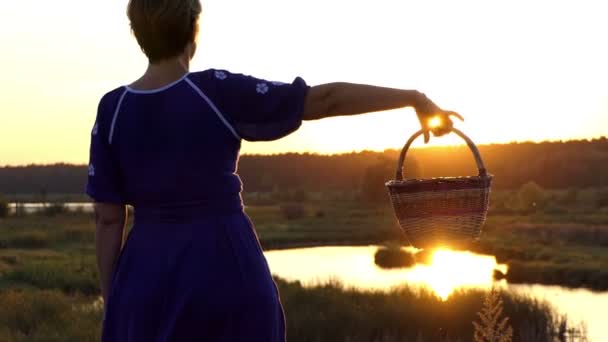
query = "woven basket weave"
(385, 129, 493, 249)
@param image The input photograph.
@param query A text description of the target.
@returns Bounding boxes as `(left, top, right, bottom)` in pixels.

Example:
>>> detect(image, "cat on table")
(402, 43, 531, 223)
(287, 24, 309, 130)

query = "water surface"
(265, 246, 607, 341)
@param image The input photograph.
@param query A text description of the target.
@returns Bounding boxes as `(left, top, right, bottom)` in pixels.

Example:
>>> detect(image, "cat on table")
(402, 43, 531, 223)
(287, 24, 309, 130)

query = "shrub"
(374, 244, 416, 268)
(361, 160, 393, 204)
(280, 203, 306, 220)
(517, 182, 545, 212)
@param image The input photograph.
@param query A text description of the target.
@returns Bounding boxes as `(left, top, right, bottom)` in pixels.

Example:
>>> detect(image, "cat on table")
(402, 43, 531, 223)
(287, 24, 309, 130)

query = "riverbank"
(1, 199, 607, 292)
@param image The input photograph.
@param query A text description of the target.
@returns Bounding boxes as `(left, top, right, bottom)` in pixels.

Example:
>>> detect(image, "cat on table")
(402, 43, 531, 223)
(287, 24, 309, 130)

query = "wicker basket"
(385, 128, 493, 249)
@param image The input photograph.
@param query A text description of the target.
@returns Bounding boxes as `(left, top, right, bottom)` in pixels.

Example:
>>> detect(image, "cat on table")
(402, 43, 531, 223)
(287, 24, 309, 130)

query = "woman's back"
(90, 69, 308, 341)
(88, 70, 308, 209)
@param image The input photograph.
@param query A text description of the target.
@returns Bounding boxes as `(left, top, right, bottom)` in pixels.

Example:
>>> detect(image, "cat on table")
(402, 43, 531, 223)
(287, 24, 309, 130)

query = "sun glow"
(0, 1, 607, 165)
(428, 117, 442, 129)
(265, 246, 508, 301)
(408, 248, 507, 300)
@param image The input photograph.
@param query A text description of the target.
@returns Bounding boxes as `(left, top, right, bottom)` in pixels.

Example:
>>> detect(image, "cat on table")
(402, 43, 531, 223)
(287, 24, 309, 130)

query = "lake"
(265, 246, 608, 342)
(8, 202, 94, 215)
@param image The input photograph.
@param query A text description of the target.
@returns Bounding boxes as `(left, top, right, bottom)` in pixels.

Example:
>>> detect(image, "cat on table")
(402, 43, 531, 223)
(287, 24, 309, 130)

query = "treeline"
(0, 138, 607, 196)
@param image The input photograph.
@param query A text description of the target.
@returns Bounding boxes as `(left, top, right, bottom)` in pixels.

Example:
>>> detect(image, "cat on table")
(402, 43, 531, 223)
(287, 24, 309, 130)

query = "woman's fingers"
(445, 111, 464, 122)
(431, 118, 452, 137)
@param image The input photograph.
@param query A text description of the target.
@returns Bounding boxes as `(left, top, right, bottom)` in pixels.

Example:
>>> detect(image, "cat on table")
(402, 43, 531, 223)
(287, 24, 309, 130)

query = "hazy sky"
(1, 0, 607, 166)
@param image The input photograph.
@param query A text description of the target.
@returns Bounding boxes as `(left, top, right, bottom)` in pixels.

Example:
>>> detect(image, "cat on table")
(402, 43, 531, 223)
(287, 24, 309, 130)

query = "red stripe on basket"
(387, 177, 492, 194)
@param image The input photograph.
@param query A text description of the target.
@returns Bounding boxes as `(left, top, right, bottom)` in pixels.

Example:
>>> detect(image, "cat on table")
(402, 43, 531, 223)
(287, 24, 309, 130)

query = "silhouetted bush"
(374, 244, 416, 268)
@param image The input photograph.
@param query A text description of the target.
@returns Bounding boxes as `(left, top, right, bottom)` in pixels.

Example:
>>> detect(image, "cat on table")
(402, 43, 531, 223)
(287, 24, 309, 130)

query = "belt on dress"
(133, 196, 243, 223)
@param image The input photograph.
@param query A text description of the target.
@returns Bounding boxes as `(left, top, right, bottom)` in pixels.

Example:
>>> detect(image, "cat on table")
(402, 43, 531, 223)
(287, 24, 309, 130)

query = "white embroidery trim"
(256, 83, 269, 94)
(108, 89, 128, 144)
(125, 73, 190, 94)
(214, 70, 227, 80)
(184, 77, 241, 141)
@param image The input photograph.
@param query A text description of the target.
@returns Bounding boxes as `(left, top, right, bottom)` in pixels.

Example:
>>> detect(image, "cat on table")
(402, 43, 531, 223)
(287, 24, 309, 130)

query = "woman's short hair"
(127, 0, 202, 63)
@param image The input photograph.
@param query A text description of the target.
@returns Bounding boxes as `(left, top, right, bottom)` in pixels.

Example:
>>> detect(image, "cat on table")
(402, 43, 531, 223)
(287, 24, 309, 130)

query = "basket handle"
(395, 128, 488, 181)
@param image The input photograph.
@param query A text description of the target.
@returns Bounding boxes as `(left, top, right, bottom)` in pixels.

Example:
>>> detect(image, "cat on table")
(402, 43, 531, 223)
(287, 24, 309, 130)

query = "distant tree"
(2, 139, 608, 196)
(361, 159, 394, 203)
(517, 181, 545, 212)
(0, 194, 8, 218)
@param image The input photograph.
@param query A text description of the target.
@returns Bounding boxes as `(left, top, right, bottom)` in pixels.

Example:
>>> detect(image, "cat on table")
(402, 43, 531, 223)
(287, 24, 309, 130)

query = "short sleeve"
(207, 70, 310, 141)
(85, 93, 124, 204)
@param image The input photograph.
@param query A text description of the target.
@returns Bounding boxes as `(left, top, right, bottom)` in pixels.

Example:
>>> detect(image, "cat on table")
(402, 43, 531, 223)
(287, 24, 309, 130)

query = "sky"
(0, 0, 607, 166)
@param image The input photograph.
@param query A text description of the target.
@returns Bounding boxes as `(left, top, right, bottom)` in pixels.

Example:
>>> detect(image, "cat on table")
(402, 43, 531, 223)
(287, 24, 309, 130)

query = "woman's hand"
(302, 83, 464, 137)
(414, 92, 464, 143)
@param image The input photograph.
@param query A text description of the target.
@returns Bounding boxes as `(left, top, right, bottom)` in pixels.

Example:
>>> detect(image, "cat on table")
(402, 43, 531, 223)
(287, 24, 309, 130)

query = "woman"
(88, 0, 461, 341)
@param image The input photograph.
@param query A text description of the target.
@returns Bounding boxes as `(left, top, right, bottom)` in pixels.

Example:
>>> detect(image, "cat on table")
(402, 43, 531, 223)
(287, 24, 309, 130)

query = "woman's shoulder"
(93, 86, 128, 133)
(187, 69, 231, 85)
(187, 69, 261, 86)
(98, 86, 128, 111)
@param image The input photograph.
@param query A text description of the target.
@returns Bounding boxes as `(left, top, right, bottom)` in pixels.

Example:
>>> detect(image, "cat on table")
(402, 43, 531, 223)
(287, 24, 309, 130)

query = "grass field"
(0, 193, 603, 340)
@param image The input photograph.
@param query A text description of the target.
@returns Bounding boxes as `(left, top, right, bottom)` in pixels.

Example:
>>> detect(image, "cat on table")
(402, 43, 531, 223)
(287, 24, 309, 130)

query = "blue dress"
(86, 69, 309, 342)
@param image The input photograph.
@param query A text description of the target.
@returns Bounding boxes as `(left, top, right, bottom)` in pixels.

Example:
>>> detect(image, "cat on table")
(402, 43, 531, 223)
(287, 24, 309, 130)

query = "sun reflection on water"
(407, 248, 508, 300)
(264, 246, 507, 301)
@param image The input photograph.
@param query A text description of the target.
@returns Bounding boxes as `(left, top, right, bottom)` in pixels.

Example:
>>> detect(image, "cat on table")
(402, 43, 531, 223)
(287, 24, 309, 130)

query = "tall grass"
(0, 290, 101, 342)
(473, 288, 513, 342)
(3, 258, 99, 295)
(277, 279, 581, 342)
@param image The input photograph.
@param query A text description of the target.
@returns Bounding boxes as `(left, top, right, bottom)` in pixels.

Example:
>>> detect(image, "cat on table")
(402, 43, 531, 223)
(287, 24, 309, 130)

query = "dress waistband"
(134, 197, 243, 223)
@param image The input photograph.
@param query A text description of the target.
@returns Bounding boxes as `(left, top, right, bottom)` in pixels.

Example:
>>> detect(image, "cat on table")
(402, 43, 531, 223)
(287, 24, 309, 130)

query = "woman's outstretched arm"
(302, 83, 462, 142)
(302, 83, 423, 120)
(94, 203, 127, 303)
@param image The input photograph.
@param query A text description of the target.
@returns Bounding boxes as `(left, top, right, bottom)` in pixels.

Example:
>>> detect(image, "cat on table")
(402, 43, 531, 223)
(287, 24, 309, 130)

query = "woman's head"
(127, 0, 202, 63)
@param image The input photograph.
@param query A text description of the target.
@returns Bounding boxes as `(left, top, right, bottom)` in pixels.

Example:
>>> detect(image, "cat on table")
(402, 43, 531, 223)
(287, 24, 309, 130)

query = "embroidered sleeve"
(210, 70, 310, 141)
(85, 94, 124, 203)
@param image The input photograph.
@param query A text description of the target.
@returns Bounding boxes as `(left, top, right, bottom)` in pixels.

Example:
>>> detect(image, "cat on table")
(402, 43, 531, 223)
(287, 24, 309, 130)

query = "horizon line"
(2, 135, 606, 168)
